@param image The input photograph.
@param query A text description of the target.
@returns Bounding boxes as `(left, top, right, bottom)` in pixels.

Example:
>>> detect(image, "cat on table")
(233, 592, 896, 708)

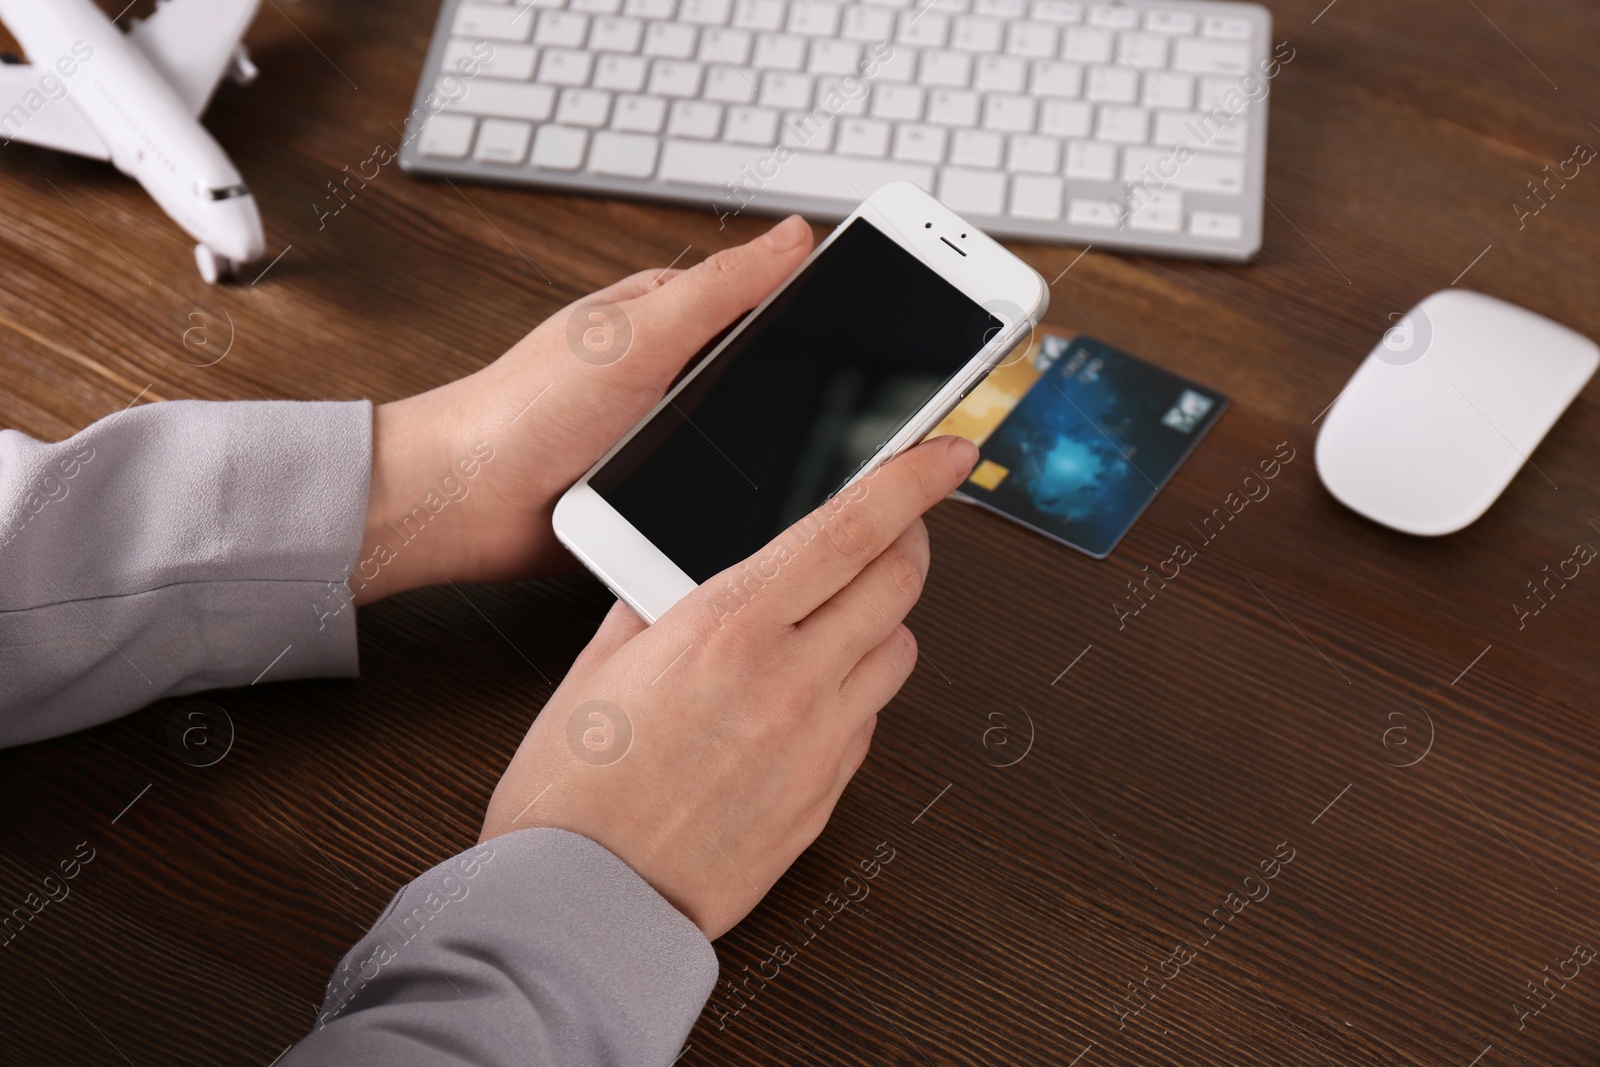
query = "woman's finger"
(836, 624, 918, 727)
(697, 436, 974, 629)
(619, 215, 814, 387)
(800, 519, 929, 668)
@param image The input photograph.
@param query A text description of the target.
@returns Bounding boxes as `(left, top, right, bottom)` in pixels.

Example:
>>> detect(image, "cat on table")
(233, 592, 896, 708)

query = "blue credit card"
(956, 334, 1227, 558)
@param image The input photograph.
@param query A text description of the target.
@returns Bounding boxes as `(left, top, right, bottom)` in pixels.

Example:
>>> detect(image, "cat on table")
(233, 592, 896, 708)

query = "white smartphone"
(553, 181, 1049, 622)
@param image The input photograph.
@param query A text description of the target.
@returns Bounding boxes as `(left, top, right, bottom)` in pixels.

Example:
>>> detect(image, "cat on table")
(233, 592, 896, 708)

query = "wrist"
(351, 391, 484, 605)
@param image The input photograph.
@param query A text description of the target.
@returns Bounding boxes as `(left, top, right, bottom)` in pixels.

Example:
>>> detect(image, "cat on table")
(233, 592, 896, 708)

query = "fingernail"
(946, 436, 979, 474)
(763, 214, 809, 252)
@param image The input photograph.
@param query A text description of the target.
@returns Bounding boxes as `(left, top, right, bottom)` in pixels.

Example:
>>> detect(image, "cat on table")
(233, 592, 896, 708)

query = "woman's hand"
(479, 434, 979, 940)
(352, 215, 816, 604)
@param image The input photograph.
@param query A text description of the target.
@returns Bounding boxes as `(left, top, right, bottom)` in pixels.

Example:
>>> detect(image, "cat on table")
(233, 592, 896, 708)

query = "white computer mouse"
(1315, 290, 1598, 536)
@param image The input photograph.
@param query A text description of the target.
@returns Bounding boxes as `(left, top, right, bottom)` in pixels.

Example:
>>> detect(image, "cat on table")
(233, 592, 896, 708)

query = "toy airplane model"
(0, 0, 264, 283)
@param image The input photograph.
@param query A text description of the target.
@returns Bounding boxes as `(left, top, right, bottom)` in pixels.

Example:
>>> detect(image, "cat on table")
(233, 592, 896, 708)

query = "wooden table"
(4, 1, 1598, 1063)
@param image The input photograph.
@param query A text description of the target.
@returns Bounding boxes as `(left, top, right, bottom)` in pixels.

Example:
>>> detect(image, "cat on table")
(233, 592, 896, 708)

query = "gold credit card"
(928, 330, 1074, 448)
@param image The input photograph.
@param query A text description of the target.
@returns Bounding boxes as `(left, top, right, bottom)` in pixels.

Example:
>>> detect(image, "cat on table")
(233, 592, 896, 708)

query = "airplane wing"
(0, 66, 110, 160)
(127, 0, 262, 117)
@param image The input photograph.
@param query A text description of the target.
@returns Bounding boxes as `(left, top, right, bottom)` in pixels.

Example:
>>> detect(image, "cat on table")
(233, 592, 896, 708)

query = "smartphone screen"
(590, 218, 1003, 584)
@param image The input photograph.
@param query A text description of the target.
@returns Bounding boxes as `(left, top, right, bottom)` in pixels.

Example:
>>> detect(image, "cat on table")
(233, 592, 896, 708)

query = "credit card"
(936, 334, 1227, 558)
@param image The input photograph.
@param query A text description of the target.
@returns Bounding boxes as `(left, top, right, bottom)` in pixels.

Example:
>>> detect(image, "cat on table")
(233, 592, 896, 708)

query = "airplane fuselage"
(0, 0, 263, 264)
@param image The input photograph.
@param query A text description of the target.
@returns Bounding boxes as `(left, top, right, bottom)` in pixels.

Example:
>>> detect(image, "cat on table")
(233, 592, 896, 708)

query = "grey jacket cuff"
(0, 399, 372, 746)
(287, 828, 719, 1067)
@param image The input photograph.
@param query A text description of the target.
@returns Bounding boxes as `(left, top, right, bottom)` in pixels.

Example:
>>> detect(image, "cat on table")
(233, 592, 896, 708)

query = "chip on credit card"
(929, 333, 1227, 558)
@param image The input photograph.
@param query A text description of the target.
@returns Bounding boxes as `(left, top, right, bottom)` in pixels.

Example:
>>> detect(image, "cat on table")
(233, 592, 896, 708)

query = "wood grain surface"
(3, 0, 1599, 1064)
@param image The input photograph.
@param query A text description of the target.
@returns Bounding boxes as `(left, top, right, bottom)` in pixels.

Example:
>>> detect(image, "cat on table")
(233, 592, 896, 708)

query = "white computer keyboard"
(401, 0, 1273, 259)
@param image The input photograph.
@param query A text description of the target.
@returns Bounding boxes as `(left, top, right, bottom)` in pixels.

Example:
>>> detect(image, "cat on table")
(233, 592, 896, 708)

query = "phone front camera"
(924, 222, 932, 228)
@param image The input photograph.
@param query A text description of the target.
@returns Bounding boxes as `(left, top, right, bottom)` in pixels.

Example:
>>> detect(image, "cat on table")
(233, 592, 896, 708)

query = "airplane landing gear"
(227, 46, 258, 87)
(194, 244, 237, 285)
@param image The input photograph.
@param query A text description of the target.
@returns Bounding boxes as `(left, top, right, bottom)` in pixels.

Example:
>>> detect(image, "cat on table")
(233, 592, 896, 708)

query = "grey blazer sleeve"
(0, 399, 372, 748)
(284, 827, 719, 1067)
(1, 399, 719, 1065)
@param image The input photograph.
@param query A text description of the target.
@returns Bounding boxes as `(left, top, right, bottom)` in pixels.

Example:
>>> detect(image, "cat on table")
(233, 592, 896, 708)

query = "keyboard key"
(1145, 10, 1196, 34)
(919, 50, 972, 87)
(443, 39, 537, 80)
(419, 114, 477, 158)
(700, 26, 753, 64)
(669, 99, 724, 137)
(732, 0, 784, 30)
(1142, 70, 1193, 108)
(1190, 210, 1244, 239)
(1095, 104, 1147, 143)
(898, 11, 950, 48)
(1126, 189, 1181, 232)
(973, 55, 1026, 92)
(787, 1, 841, 36)
(837, 117, 891, 156)
(531, 124, 588, 168)
(1085, 66, 1138, 102)
(949, 127, 1002, 167)
(572, 0, 622, 13)
(1031, 59, 1081, 97)
(1007, 133, 1059, 173)
(557, 88, 613, 126)
(841, 5, 895, 41)
(594, 53, 648, 90)
(474, 118, 534, 162)
(454, 3, 536, 43)
(538, 48, 596, 84)
(1062, 27, 1113, 63)
(927, 0, 971, 13)
(444, 78, 557, 119)
(1065, 139, 1116, 180)
(876, 48, 917, 81)
(1197, 75, 1251, 110)
(1068, 198, 1120, 226)
(590, 16, 643, 51)
(927, 88, 980, 125)
(871, 83, 924, 120)
(536, 11, 590, 47)
(589, 130, 660, 176)
(1038, 98, 1090, 137)
(623, 0, 675, 17)
(1006, 21, 1058, 58)
(1030, 0, 1083, 22)
(644, 21, 699, 57)
(1117, 31, 1167, 69)
(725, 104, 780, 143)
(951, 16, 1004, 52)
(808, 40, 861, 74)
(613, 93, 668, 131)
(753, 33, 807, 70)
(705, 64, 758, 102)
(981, 94, 1034, 132)
(974, 0, 1025, 16)
(760, 70, 814, 109)
(938, 167, 1006, 215)
(893, 123, 947, 163)
(682, 0, 733, 24)
(1009, 174, 1062, 219)
(1201, 14, 1254, 39)
(1154, 110, 1247, 152)
(1087, 5, 1139, 29)
(649, 59, 704, 95)
(816, 76, 868, 114)
(1122, 146, 1244, 193)
(1173, 39, 1251, 75)
(657, 138, 930, 192)
(783, 109, 835, 150)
